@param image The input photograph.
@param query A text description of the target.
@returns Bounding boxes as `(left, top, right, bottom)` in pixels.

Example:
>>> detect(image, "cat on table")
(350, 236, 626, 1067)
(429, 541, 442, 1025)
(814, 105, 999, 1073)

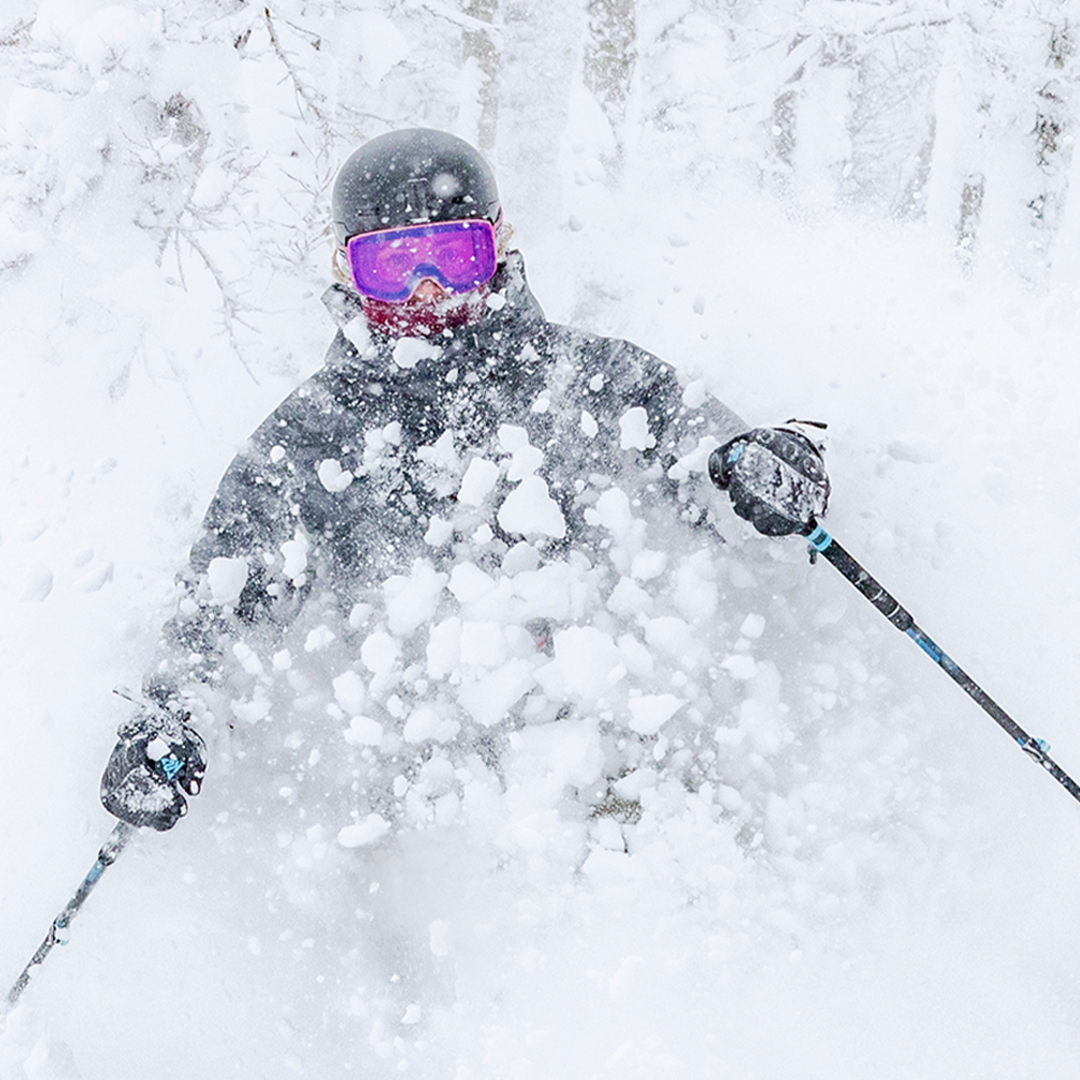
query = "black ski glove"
(708, 423, 830, 537)
(100, 707, 206, 831)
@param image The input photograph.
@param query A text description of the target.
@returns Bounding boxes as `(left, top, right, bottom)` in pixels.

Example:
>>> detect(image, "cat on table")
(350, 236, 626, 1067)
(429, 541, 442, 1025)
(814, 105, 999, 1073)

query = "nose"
(409, 278, 447, 302)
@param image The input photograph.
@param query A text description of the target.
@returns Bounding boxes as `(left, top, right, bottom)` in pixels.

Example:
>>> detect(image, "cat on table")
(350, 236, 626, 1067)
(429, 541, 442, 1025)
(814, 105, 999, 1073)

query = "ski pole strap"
(5, 821, 135, 1010)
(804, 522, 1080, 806)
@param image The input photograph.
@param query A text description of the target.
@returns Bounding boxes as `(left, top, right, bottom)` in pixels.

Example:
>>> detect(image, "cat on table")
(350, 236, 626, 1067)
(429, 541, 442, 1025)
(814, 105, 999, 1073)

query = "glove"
(100, 707, 206, 831)
(708, 423, 830, 537)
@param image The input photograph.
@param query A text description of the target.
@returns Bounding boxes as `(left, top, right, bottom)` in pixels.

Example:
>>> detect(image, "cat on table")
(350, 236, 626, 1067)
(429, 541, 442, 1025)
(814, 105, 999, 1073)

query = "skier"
(100, 128, 830, 831)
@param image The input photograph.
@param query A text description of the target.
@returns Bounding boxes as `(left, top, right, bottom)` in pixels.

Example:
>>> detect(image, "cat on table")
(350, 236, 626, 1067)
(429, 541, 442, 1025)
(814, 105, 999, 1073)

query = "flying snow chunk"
(392, 336, 441, 369)
(449, 562, 497, 603)
(502, 542, 540, 575)
(508, 718, 604, 788)
(233, 641, 265, 676)
(740, 613, 766, 639)
(361, 631, 400, 676)
(497, 475, 566, 538)
(536, 627, 622, 700)
(427, 617, 462, 678)
(384, 559, 447, 635)
(457, 457, 500, 506)
(627, 694, 685, 736)
(333, 670, 367, 715)
(607, 576, 652, 616)
(741, 699, 783, 755)
(585, 487, 634, 537)
(498, 424, 531, 453)
(424, 516, 454, 546)
(281, 532, 309, 583)
(231, 697, 272, 724)
(619, 407, 656, 451)
(337, 814, 391, 848)
(630, 549, 667, 581)
(457, 660, 535, 727)
(613, 768, 657, 799)
(349, 603, 373, 629)
(207, 556, 248, 605)
(416, 430, 458, 472)
(722, 654, 759, 681)
(681, 380, 707, 409)
(343, 316, 371, 353)
(668, 435, 721, 481)
(403, 707, 460, 744)
(644, 616, 694, 658)
(498, 424, 544, 479)
(344, 715, 383, 747)
(304, 625, 336, 652)
(317, 459, 354, 492)
(507, 444, 543, 479)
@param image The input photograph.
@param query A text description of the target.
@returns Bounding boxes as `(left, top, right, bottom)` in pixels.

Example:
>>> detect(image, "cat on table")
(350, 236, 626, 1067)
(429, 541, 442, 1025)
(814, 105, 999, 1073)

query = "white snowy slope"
(3, 1, 1080, 1078)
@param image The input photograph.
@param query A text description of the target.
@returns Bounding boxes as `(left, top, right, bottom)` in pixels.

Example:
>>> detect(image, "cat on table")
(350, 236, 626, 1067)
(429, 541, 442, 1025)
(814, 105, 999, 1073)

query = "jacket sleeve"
(141, 365, 352, 709)
(553, 324, 746, 484)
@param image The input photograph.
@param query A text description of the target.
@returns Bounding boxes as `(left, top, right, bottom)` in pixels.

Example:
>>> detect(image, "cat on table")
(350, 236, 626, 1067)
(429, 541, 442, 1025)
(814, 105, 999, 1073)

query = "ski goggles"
(344, 219, 498, 303)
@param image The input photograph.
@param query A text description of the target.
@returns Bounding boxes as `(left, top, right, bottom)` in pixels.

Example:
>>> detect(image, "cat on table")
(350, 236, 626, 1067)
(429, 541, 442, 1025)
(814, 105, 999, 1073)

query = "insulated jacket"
(144, 253, 745, 706)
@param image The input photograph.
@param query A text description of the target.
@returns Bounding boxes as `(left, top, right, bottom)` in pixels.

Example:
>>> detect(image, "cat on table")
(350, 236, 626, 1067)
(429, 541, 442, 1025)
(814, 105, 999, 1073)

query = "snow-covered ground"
(4, 3, 1080, 1077)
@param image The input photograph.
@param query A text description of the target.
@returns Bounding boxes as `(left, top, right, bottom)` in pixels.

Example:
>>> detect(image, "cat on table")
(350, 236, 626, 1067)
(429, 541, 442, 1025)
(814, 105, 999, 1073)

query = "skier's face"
(409, 278, 450, 303)
(359, 277, 492, 337)
(339, 217, 504, 337)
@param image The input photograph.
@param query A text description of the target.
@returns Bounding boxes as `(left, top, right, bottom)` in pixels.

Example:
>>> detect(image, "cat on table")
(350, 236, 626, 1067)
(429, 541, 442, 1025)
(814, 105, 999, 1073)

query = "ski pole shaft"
(4, 821, 135, 1011)
(804, 523, 1080, 805)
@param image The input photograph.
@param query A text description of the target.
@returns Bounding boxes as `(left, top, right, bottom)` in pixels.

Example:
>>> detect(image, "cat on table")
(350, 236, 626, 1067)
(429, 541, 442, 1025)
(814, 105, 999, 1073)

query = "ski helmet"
(332, 129, 501, 245)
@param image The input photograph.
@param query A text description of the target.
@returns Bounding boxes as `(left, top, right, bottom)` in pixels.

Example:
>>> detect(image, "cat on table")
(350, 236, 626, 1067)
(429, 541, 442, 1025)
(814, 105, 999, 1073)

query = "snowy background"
(4, 0, 1080, 1075)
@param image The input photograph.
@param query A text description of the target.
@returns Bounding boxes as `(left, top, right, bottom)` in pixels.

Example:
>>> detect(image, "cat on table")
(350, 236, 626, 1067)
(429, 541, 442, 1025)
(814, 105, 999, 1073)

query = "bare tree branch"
(263, 5, 328, 128)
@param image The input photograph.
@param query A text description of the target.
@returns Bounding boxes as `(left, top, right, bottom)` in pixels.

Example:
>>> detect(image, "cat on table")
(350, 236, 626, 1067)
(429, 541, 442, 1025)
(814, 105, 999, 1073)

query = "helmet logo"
(405, 177, 430, 221)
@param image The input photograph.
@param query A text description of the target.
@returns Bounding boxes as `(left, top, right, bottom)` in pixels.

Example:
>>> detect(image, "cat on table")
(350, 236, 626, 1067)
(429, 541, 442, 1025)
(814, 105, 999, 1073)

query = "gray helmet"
(332, 128, 501, 245)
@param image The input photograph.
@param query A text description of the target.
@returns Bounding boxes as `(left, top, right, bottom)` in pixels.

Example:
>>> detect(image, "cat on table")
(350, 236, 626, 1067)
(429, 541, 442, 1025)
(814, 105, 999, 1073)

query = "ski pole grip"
(805, 523, 913, 631)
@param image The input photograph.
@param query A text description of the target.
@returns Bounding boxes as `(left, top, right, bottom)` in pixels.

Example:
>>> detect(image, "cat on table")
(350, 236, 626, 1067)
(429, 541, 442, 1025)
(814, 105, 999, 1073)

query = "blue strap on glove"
(100, 707, 206, 831)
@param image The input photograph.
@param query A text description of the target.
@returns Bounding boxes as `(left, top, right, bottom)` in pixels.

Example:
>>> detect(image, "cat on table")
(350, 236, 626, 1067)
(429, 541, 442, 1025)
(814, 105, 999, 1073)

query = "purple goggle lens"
(345, 219, 498, 303)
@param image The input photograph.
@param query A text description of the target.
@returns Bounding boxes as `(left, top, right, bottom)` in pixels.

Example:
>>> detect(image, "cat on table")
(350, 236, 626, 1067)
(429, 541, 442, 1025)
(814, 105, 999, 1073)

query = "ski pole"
(4, 820, 135, 1011)
(804, 522, 1080, 805)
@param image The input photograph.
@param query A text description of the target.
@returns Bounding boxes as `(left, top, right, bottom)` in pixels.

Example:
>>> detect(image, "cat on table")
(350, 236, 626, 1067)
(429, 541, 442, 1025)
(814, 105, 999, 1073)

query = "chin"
(361, 285, 491, 338)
